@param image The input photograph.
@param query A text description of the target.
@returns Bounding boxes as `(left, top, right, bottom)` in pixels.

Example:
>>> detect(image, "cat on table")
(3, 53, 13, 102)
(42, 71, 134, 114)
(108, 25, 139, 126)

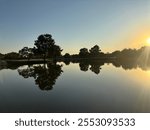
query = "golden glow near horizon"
(147, 38, 150, 45)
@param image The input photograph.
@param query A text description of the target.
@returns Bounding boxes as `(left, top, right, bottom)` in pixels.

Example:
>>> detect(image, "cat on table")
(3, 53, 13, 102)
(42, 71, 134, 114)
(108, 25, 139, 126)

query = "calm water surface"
(0, 62, 150, 112)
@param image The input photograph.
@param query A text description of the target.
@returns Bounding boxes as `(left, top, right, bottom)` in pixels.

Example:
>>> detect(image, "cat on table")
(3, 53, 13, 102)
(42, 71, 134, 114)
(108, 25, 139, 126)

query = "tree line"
(0, 33, 150, 61)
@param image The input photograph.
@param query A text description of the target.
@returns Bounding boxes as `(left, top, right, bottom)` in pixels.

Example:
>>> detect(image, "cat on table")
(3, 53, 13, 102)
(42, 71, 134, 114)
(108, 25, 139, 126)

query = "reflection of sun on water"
(130, 69, 150, 88)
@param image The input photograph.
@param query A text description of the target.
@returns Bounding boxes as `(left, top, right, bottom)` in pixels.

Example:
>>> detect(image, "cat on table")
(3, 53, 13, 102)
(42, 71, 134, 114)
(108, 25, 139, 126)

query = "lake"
(0, 60, 150, 113)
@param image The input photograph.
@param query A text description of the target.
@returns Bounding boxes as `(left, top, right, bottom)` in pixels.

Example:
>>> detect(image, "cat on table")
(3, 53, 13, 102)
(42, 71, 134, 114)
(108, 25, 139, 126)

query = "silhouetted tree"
(34, 34, 62, 61)
(111, 50, 121, 57)
(19, 47, 33, 60)
(89, 45, 101, 56)
(47, 44, 62, 59)
(0, 53, 4, 59)
(62, 53, 71, 65)
(71, 54, 79, 59)
(111, 48, 139, 59)
(79, 48, 89, 57)
(4, 52, 20, 59)
(63, 53, 71, 58)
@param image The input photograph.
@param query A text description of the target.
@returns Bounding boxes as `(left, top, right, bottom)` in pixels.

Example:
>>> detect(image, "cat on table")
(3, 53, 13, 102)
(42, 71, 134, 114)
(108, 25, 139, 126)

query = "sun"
(147, 38, 150, 45)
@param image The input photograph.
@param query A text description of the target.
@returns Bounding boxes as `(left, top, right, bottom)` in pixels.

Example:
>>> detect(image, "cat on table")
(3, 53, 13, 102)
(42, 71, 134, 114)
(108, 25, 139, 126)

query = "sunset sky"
(0, 0, 150, 54)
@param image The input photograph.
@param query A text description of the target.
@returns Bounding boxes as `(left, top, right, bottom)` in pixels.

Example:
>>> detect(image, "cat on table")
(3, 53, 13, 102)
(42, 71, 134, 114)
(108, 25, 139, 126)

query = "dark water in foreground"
(0, 61, 150, 113)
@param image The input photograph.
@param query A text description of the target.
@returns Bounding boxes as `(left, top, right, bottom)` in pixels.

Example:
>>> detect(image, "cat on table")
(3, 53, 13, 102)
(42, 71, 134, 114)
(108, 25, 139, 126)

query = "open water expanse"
(0, 61, 150, 112)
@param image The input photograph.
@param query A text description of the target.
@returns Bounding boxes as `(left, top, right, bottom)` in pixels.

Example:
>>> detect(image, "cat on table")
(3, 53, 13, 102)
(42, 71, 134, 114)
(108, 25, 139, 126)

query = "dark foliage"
(18, 63, 63, 90)
(34, 34, 62, 60)
(4, 52, 20, 59)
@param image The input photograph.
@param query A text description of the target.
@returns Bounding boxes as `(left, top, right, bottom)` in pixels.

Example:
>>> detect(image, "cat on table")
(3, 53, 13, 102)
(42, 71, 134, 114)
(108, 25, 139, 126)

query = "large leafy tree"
(89, 45, 101, 56)
(79, 48, 89, 57)
(19, 47, 33, 60)
(34, 34, 62, 61)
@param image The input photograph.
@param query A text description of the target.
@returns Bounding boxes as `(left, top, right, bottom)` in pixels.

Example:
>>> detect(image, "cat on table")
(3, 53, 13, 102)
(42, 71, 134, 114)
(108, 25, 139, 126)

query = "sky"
(0, 0, 150, 54)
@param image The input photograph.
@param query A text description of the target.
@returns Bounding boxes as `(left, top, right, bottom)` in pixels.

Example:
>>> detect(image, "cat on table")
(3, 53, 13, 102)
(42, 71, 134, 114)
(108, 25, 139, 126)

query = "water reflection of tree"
(79, 61, 89, 72)
(76, 56, 150, 73)
(90, 64, 102, 74)
(63, 60, 70, 65)
(111, 59, 138, 70)
(78, 60, 104, 74)
(18, 63, 63, 90)
(111, 58, 150, 70)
